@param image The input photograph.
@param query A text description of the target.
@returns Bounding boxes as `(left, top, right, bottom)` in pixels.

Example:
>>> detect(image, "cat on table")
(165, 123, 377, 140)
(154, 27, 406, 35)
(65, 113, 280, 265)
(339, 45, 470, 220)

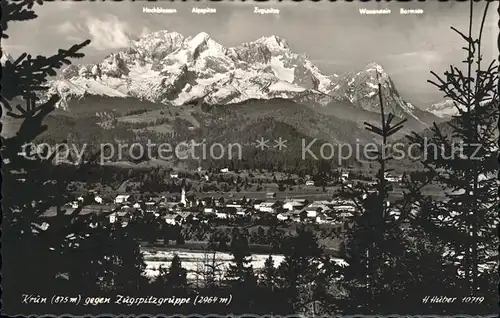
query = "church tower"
(180, 187, 186, 206)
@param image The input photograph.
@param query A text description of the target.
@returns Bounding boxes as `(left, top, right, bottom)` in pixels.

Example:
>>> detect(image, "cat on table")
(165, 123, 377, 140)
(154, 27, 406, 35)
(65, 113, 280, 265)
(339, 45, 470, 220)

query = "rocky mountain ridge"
(36, 30, 429, 124)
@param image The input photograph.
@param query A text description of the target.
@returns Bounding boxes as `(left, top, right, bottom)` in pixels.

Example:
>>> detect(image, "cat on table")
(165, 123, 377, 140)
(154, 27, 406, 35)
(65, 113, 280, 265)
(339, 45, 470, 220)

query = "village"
(54, 170, 405, 231)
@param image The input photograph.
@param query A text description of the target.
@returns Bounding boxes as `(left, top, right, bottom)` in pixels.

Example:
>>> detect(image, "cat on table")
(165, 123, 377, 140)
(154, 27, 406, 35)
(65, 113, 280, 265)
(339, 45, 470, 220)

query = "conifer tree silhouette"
(332, 65, 415, 313)
(225, 228, 256, 312)
(259, 255, 276, 290)
(1, 1, 146, 313)
(167, 253, 189, 290)
(332, 1, 498, 314)
(407, 0, 498, 300)
(277, 226, 323, 314)
(1, 0, 91, 311)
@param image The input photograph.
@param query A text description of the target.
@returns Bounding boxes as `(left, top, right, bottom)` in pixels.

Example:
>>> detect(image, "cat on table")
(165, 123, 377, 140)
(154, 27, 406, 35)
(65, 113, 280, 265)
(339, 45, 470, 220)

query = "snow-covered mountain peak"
(364, 62, 385, 74)
(427, 99, 462, 118)
(45, 29, 428, 123)
(1, 48, 14, 65)
(253, 35, 290, 53)
(361, 62, 390, 83)
(426, 99, 493, 118)
(330, 62, 417, 118)
(130, 30, 185, 61)
(185, 31, 226, 57)
(47, 29, 343, 108)
(134, 30, 185, 46)
(186, 32, 211, 50)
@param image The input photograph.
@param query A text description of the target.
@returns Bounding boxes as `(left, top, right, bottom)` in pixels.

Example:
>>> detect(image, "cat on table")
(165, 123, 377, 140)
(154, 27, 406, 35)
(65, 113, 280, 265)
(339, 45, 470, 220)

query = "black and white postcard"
(1, 0, 498, 315)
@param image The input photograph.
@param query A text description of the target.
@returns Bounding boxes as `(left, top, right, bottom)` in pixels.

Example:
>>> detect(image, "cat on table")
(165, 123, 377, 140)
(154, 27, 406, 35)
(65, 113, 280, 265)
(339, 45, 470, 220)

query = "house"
(32, 221, 50, 232)
(316, 212, 334, 224)
(216, 211, 229, 219)
(305, 208, 318, 218)
(115, 194, 131, 204)
(330, 198, 351, 205)
(177, 212, 193, 223)
(384, 172, 402, 183)
(255, 202, 278, 213)
(94, 195, 103, 204)
(145, 201, 157, 212)
(276, 212, 292, 221)
(164, 215, 177, 225)
(133, 202, 142, 209)
(333, 205, 356, 213)
(226, 202, 242, 209)
(309, 200, 332, 207)
(303, 205, 329, 218)
(304, 201, 332, 216)
(389, 209, 400, 220)
(204, 207, 215, 213)
(109, 211, 130, 224)
(337, 211, 354, 219)
(236, 208, 250, 217)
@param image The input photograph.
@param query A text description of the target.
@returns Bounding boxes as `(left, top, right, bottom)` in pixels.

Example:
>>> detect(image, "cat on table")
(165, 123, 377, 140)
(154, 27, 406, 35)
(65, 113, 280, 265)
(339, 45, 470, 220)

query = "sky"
(3, 0, 497, 108)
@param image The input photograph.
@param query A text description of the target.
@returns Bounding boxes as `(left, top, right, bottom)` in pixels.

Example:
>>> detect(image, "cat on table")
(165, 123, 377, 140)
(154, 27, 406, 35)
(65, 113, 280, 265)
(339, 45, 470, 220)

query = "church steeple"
(180, 187, 186, 206)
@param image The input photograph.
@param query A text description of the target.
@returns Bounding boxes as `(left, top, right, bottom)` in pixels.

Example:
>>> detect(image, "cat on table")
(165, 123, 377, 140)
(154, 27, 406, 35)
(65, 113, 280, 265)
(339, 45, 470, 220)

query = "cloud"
(58, 1, 76, 10)
(56, 21, 81, 35)
(310, 59, 355, 66)
(2, 43, 26, 50)
(85, 15, 134, 50)
(380, 51, 442, 74)
(139, 26, 152, 39)
(388, 51, 441, 62)
(1, 43, 27, 56)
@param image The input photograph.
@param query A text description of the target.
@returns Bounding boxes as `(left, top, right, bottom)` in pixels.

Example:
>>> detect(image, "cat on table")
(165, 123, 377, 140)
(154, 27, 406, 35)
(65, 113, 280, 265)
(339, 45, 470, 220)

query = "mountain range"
(41, 30, 443, 121)
(2, 30, 454, 168)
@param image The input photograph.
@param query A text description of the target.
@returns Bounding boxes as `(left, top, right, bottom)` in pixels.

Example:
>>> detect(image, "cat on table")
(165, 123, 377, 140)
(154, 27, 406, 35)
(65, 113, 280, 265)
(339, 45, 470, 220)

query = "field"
(141, 246, 347, 281)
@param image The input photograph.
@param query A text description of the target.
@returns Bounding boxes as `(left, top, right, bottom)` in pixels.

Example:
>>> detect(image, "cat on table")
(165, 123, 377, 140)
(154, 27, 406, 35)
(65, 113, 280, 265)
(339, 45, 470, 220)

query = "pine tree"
(153, 265, 170, 290)
(60, 218, 148, 296)
(226, 229, 255, 287)
(331, 67, 413, 313)
(1, 0, 91, 310)
(259, 255, 276, 290)
(407, 0, 498, 298)
(1, 0, 149, 311)
(331, 2, 499, 314)
(166, 254, 188, 290)
(277, 227, 323, 314)
(225, 229, 256, 313)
